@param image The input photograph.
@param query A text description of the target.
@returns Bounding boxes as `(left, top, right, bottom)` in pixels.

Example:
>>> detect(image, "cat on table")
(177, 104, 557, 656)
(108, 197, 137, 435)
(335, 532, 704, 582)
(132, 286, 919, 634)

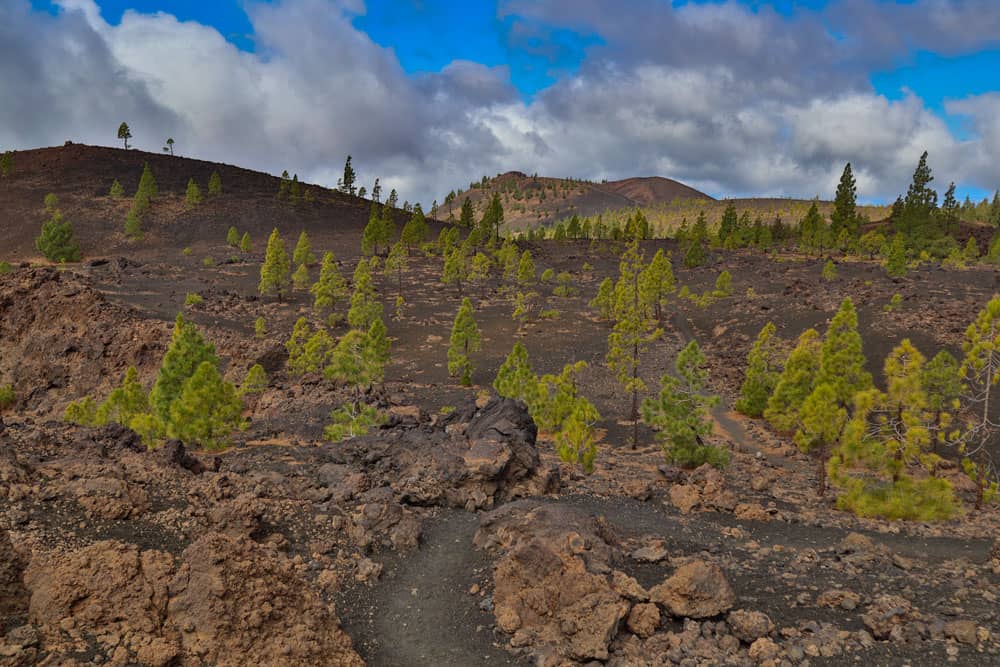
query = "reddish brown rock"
(626, 603, 660, 639)
(650, 560, 736, 619)
(167, 532, 363, 666)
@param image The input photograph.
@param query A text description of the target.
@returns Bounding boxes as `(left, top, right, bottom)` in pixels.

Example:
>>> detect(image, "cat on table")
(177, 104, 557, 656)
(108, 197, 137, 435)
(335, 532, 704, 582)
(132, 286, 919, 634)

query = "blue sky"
(14, 0, 1000, 203)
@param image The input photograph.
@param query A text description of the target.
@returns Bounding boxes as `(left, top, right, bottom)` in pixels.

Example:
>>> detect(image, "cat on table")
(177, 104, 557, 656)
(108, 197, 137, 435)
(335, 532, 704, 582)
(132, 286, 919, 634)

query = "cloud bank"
(1, 0, 998, 205)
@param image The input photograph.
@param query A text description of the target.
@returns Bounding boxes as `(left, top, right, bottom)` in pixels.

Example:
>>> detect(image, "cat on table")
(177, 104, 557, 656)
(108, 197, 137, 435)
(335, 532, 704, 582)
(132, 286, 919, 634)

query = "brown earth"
(2, 144, 1000, 666)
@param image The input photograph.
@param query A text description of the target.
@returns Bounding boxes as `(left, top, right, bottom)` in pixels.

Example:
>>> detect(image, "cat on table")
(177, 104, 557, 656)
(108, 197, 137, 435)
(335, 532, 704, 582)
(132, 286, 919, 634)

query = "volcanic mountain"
(435, 171, 714, 229)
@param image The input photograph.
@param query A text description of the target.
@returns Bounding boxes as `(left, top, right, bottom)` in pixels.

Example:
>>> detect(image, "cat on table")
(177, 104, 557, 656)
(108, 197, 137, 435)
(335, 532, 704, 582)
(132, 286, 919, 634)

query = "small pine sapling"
(448, 298, 481, 386)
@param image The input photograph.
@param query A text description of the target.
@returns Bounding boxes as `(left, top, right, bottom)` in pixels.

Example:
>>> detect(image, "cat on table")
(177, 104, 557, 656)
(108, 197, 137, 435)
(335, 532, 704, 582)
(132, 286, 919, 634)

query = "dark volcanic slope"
(600, 175, 715, 207)
(0, 143, 416, 261)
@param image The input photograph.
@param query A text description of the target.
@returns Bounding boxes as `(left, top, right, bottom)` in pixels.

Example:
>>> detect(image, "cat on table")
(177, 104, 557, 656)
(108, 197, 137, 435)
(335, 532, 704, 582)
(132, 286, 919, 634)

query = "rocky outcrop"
(167, 532, 363, 667)
(0, 269, 165, 416)
(343, 397, 559, 510)
(24, 540, 178, 665)
(649, 560, 736, 619)
(476, 502, 629, 662)
(16, 533, 364, 666)
(0, 530, 28, 635)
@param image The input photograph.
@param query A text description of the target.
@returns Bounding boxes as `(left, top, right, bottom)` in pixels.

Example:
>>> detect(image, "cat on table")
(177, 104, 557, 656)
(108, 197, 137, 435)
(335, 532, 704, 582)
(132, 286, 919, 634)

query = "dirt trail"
(338, 510, 529, 667)
(339, 494, 993, 666)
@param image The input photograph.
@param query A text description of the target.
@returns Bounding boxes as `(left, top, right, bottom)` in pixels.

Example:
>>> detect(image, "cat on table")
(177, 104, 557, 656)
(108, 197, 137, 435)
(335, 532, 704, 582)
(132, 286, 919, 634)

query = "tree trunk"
(817, 443, 828, 498)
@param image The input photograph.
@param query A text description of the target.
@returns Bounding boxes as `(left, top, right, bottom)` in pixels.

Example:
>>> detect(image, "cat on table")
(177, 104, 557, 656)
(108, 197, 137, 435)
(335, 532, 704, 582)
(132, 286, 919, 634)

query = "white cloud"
(1, 0, 998, 206)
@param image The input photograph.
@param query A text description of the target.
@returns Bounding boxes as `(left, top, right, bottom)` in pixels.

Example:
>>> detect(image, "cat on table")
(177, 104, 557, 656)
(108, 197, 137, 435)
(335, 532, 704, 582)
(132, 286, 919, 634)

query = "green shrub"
(324, 403, 385, 441)
(836, 476, 958, 521)
(36, 208, 81, 263)
(0, 261, 12, 274)
(883, 293, 903, 312)
(202, 256, 215, 267)
(181, 247, 193, 256)
(0, 385, 15, 409)
(184, 293, 203, 307)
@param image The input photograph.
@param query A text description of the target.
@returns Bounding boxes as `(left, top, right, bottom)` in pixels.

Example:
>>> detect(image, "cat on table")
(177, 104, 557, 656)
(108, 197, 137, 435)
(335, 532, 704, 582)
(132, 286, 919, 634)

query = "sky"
(6, 1, 1000, 206)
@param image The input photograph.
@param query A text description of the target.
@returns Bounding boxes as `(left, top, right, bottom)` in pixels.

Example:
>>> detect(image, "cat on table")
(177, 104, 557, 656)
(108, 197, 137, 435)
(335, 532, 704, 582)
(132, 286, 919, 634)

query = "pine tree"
(765, 328, 822, 432)
(124, 208, 142, 240)
(683, 212, 708, 267)
(717, 202, 738, 245)
(289, 174, 301, 203)
(468, 252, 492, 297)
(922, 349, 961, 447)
(0, 151, 13, 178)
(167, 361, 243, 450)
(459, 196, 474, 228)
(822, 259, 838, 281)
(830, 162, 858, 238)
(442, 247, 466, 295)
(239, 364, 268, 397)
(206, 171, 222, 196)
(483, 192, 504, 242)
(886, 234, 907, 277)
(897, 150, 939, 240)
(448, 298, 481, 385)
(591, 277, 616, 322)
(794, 383, 846, 497)
(362, 205, 381, 256)
(292, 263, 310, 290)
(240, 232, 252, 253)
(958, 296, 1000, 508)
(799, 201, 826, 253)
(226, 226, 240, 246)
(384, 241, 407, 299)
(940, 182, 959, 235)
(165, 137, 174, 155)
(736, 322, 781, 417)
(117, 122, 132, 149)
(607, 239, 661, 448)
(277, 170, 291, 199)
(149, 314, 219, 425)
(859, 231, 886, 259)
(990, 191, 1000, 227)
(341, 155, 356, 195)
(185, 178, 202, 208)
(713, 270, 732, 297)
(285, 317, 311, 370)
(964, 236, 980, 263)
(136, 162, 158, 203)
(259, 228, 291, 300)
(554, 401, 600, 473)
(36, 206, 81, 263)
(293, 231, 315, 266)
(643, 340, 725, 468)
(400, 206, 428, 249)
(533, 361, 589, 431)
(817, 297, 872, 407)
(312, 251, 348, 319)
(292, 327, 334, 376)
(516, 250, 536, 285)
(109, 179, 125, 199)
(639, 249, 675, 322)
(493, 342, 539, 406)
(347, 260, 382, 330)
(325, 329, 384, 391)
(97, 366, 149, 427)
